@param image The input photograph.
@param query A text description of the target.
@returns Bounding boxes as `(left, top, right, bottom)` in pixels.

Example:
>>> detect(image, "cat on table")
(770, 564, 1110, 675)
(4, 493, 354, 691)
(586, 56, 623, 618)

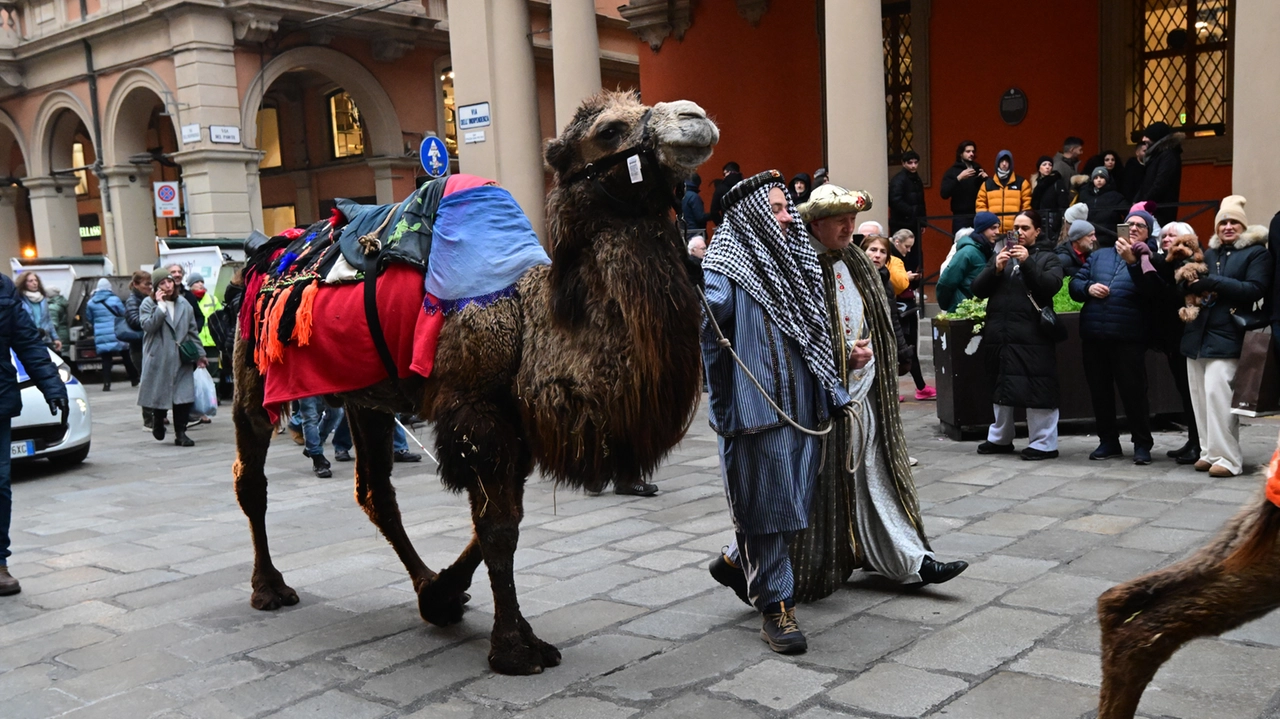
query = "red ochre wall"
(636, 0, 824, 205)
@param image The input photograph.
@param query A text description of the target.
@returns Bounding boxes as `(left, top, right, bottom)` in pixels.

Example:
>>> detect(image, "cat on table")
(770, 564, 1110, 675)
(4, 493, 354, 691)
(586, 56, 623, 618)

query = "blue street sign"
(420, 135, 450, 179)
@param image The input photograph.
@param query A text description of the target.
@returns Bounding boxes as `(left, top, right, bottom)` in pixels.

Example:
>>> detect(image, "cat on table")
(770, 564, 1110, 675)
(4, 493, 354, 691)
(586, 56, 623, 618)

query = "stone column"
(168, 8, 262, 236)
(551, 0, 602, 133)
(1231, 0, 1280, 213)
(102, 166, 159, 273)
(368, 157, 421, 204)
(24, 176, 81, 258)
(0, 186, 22, 263)
(447, 0, 546, 237)
(824, 1, 889, 228)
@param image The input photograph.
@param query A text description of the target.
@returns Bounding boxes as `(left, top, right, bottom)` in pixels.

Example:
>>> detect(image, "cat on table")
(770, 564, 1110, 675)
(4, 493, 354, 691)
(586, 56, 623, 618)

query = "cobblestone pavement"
(6, 381, 1280, 719)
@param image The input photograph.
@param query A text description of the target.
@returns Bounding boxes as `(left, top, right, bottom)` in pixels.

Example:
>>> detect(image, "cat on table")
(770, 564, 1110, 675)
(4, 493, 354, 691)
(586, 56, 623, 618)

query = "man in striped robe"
(790, 184, 968, 600)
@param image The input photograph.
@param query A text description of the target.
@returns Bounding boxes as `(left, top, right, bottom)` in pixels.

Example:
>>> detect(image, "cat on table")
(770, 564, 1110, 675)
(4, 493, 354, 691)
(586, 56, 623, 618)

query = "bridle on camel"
(562, 109, 680, 220)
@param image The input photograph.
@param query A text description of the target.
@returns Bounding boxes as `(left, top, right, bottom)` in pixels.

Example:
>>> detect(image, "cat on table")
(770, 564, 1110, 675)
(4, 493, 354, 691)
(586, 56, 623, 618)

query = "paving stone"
(897, 607, 1067, 674)
(152, 659, 268, 700)
(916, 482, 982, 503)
(1008, 496, 1094, 517)
(611, 530, 696, 553)
(963, 513, 1058, 537)
(1115, 525, 1212, 553)
(794, 708, 873, 719)
(521, 565, 655, 609)
(1150, 500, 1243, 531)
(961, 555, 1058, 584)
(1000, 528, 1109, 562)
(5, 687, 85, 719)
(0, 663, 58, 701)
(1055, 478, 1134, 501)
(57, 651, 197, 702)
(465, 634, 668, 707)
(1123, 480, 1202, 502)
(516, 696, 638, 719)
(930, 496, 1016, 518)
(55, 622, 204, 671)
(597, 629, 767, 701)
(802, 615, 925, 672)
(643, 691, 767, 719)
(927, 531, 1015, 557)
(1095, 497, 1176, 518)
(59, 686, 181, 719)
(1010, 647, 1102, 687)
(610, 567, 708, 607)
(627, 548, 707, 572)
(527, 599, 649, 645)
(829, 663, 967, 717)
(1138, 638, 1280, 719)
(867, 576, 1009, 625)
(269, 689, 391, 719)
(978, 474, 1071, 500)
(1059, 514, 1145, 535)
(359, 639, 491, 706)
(710, 658, 837, 710)
(204, 663, 361, 717)
(1063, 546, 1169, 581)
(926, 672, 1096, 718)
(0, 624, 115, 672)
(1001, 572, 1117, 615)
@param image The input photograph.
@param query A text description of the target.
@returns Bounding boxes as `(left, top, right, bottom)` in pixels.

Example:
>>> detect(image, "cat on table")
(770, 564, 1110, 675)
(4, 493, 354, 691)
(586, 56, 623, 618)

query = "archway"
(104, 71, 181, 272)
(241, 47, 408, 232)
(31, 92, 100, 259)
(0, 109, 32, 263)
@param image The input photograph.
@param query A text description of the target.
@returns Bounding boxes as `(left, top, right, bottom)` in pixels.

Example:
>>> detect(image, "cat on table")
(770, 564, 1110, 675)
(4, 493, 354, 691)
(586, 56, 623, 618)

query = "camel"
(231, 91, 718, 675)
(1097, 446, 1280, 718)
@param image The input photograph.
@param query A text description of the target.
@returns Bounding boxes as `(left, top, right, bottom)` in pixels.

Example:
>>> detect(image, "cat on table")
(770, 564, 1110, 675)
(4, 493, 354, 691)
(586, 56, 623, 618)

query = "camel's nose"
(655, 100, 708, 122)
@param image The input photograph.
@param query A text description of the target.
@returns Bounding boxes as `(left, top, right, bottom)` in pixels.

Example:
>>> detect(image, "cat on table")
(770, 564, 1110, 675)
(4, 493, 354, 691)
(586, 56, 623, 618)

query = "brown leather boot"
(0, 566, 21, 596)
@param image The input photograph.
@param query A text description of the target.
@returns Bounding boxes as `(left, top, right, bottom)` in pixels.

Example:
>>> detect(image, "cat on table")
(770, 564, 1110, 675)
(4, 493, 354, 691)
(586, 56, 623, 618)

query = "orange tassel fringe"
(296, 280, 320, 347)
(263, 284, 295, 365)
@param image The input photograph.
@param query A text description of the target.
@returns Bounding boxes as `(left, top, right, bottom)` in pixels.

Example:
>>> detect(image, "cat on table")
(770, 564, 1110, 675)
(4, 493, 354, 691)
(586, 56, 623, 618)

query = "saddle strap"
(363, 250, 401, 391)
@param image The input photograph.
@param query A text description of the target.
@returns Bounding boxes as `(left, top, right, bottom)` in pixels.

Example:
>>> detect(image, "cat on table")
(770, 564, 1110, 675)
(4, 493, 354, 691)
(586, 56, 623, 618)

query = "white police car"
(11, 348, 91, 465)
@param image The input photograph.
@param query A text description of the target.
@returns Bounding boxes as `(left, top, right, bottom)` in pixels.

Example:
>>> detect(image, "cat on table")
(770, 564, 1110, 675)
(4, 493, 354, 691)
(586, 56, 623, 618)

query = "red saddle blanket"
(261, 264, 444, 412)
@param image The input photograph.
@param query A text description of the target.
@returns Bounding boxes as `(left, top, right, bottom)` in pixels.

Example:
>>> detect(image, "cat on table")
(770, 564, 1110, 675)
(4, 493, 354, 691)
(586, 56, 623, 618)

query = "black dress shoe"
(1089, 443, 1124, 461)
(393, 450, 422, 463)
(174, 434, 194, 447)
(708, 552, 751, 606)
(761, 605, 807, 654)
(312, 454, 332, 478)
(918, 557, 968, 585)
(615, 481, 659, 496)
(102, 383, 111, 392)
(977, 441, 1015, 455)
(1166, 441, 1194, 458)
(1175, 447, 1201, 465)
(1020, 447, 1059, 461)
(334, 449, 352, 462)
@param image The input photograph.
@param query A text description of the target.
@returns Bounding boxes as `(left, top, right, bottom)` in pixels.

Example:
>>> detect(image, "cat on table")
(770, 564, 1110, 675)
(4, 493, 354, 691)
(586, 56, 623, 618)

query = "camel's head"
(545, 91, 719, 209)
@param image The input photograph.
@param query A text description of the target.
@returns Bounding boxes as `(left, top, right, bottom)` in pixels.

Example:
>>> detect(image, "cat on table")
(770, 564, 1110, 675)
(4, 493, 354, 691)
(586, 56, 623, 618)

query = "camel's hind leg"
(435, 398, 559, 675)
(1097, 501, 1280, 719)
(231, 341, 298, 610)
(345, 405, 449, 620)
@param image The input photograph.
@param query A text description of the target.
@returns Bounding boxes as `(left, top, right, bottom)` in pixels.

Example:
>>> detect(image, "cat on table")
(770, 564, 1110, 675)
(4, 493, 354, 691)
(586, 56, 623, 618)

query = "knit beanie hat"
(1215, 195, 1248, 227)
(1090, 167, 1110, 182)
(187, 272, 204, 286)
(1063, 203, 1089, 225)
(971, 212, 1000, 234)
(1068, 220, 1095, 243)
(1126, 210, 1157, 232)
(1143, 121, 1172, 144)
(96, 277, 112, 292)
(151, 267, 171, 286)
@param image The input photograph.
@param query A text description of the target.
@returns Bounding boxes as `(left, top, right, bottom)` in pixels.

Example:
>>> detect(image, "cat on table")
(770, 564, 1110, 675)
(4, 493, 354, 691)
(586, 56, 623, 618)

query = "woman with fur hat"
(1178, 195, 1272, 477)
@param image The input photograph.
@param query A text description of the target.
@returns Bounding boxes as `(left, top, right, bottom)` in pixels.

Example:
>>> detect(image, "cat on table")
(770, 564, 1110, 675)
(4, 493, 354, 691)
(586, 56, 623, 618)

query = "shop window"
(1134, 0, 1229, 139)
(882, 0, 913, 165)
(440, 68, 458, 157)
(72, 142, 88, 196)
(257, 107, 282, 169)
(328, 90, 365, 159)
(262, 205, 297, 237)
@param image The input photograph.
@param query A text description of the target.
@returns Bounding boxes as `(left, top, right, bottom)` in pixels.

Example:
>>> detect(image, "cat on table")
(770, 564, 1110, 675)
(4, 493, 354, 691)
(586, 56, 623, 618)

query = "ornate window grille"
(1133, 0, 1229, 139)
(882, 0, 913, 165)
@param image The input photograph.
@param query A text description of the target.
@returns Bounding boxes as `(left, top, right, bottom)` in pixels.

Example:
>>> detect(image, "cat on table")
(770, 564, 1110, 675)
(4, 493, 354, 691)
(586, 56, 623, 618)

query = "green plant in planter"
(1053, 277, 1083, 313)
(935, 297, 988, 335)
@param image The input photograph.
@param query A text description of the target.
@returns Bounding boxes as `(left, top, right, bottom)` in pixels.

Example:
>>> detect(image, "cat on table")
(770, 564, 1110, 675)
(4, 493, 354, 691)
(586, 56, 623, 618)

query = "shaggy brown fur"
(1097, 493, 1280, 718)
(232, 91, 718, 675)
(1166, 233, 1215, 322)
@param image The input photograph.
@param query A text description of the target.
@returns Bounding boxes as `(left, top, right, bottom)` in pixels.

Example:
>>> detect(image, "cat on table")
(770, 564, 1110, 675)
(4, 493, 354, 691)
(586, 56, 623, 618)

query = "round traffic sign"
(420, 135, 450, 179)
(157, 185, 177, 202)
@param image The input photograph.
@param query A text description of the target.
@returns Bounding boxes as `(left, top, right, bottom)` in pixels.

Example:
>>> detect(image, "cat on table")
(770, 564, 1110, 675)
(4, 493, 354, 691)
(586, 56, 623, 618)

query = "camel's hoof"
(250, 584, 299, 610)
(489, 641, 557, 676)
(418, 582, 467, 626)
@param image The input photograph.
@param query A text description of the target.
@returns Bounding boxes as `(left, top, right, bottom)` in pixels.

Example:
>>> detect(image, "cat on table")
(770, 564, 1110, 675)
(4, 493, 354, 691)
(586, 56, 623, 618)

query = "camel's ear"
(544, 137, 574, 176)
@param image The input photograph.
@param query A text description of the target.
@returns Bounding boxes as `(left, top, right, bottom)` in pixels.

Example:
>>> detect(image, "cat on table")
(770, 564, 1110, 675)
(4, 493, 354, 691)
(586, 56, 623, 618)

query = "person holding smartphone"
(971, 210, 1065, 460)
(137, 268, 207, 447)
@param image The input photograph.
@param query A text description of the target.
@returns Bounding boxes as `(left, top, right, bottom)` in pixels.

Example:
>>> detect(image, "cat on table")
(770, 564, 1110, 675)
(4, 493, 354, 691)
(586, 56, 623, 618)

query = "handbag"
(105, 303, 143, 343)
(1231, 330, 1280, 417)
(1026, 290, 1068, 343)
(1231, 307, 1270, 331)
(168, 319, 201, 364)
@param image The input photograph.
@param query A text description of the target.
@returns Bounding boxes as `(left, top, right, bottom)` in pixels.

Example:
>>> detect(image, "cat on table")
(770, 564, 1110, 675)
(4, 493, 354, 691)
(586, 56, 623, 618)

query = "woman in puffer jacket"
(85, 278, 140, 391)
(1179, 196, 1272, 477)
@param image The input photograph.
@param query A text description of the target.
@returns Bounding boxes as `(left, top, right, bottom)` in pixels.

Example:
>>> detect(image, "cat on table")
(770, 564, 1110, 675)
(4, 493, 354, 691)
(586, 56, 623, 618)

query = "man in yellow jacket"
(976, 150, 1031, 232)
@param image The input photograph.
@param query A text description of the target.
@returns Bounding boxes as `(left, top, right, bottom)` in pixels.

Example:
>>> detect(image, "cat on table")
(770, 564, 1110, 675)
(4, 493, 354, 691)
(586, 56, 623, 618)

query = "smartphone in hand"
(1116, 223, 1129, 241)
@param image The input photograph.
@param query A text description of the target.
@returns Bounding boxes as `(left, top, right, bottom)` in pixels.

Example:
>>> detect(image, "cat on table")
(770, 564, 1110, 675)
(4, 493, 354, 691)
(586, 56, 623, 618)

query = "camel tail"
(1223, 500, 1280, 572)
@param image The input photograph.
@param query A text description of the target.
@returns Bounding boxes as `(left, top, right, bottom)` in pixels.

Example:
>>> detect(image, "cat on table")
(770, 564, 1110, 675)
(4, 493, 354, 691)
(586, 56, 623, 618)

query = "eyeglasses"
(1126, 222, 1148, 229)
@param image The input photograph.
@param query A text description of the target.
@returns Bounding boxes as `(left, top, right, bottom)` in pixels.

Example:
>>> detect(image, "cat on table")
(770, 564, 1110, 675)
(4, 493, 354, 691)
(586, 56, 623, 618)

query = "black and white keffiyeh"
(703, 171, 842, 392)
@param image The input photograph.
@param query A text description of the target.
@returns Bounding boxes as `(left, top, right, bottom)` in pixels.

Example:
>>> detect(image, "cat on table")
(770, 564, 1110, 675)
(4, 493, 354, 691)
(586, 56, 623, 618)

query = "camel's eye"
(596, 123, 625, 143)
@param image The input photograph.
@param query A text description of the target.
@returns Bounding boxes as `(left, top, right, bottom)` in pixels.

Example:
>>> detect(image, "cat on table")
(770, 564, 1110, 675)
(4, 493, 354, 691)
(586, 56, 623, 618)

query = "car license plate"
(10, 441, 34, 458)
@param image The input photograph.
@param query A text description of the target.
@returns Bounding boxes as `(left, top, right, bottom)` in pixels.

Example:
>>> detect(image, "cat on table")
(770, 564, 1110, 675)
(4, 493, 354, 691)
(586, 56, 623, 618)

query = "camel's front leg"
(345, 406, 439, 611)
(1097, 502, 1280, 719)
(231, 341, 298, 610)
